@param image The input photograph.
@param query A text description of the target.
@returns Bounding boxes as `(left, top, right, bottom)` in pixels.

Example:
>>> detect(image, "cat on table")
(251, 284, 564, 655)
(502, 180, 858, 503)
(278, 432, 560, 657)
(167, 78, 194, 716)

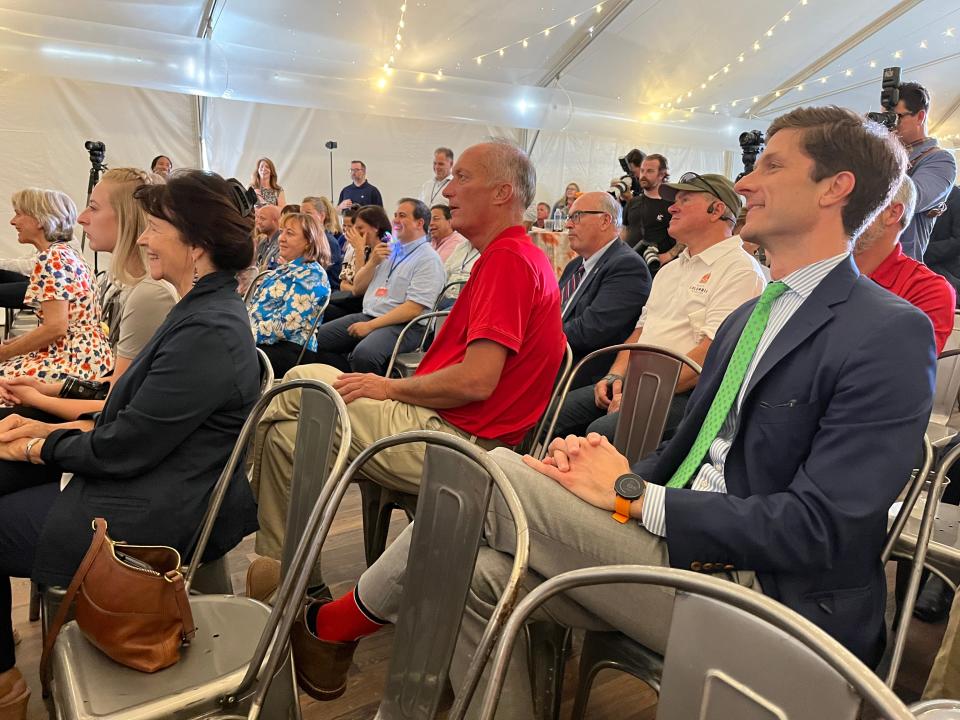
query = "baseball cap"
(660, 172, 743, 220)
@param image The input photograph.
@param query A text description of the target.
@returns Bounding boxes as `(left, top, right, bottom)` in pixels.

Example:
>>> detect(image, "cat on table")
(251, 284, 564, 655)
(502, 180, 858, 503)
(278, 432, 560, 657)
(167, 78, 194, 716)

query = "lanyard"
(386, 239, 428, 282)
(460, 248, 479, 273)
(430, 177, 451, 204)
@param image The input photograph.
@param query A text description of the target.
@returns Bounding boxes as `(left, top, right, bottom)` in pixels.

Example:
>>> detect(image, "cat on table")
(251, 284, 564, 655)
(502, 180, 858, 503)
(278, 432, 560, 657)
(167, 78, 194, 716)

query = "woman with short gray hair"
(0, 188, 111, 382)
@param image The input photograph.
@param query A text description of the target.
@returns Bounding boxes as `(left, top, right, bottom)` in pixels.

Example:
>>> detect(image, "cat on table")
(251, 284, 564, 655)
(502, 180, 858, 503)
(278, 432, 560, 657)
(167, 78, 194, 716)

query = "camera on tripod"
(866, 66, 901, 131)
(736, 130, 765, 182)
(85, 140, 106, 169)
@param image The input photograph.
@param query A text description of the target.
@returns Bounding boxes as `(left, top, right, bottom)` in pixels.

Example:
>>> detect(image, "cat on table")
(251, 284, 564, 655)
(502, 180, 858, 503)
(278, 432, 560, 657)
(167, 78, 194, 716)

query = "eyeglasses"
(568, 210, 609, 225)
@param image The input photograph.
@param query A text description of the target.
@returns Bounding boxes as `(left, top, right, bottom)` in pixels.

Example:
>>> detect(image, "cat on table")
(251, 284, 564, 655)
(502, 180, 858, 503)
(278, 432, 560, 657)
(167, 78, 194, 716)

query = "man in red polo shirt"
(247, 140, 565, 608)
(854, 175, 955, 353)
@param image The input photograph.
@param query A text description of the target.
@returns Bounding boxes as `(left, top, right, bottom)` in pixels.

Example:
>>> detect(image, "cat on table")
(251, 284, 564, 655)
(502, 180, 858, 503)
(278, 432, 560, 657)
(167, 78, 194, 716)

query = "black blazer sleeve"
(42, 315, 246, 479)
(924, 187, 960, 267)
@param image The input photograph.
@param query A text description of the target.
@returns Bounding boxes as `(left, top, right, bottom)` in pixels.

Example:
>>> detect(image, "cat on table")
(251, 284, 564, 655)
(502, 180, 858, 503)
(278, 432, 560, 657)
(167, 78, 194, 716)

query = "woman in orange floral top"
(0, 189, 111, 381)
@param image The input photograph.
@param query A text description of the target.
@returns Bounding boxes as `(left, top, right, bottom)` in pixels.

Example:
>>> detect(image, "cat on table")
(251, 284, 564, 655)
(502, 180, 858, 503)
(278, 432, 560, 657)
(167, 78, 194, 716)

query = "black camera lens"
(84, 140, 105, 152)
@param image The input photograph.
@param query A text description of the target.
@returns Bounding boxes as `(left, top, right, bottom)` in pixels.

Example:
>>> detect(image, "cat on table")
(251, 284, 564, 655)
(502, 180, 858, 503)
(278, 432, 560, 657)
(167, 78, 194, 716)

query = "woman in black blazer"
(0, 171, 260, 718)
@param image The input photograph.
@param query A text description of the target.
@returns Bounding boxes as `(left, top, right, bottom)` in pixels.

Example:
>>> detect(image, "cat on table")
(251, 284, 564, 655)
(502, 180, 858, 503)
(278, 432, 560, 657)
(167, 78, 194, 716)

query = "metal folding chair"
(537, 343, 702, 463)
(243, 270, 273, 306)
(248, 431, 529, 720)
(366, 342, 571, 568)
(384, 310, 451, 378)
(517, 342, 574, 458)
(910, 698, 960, 717)
(46, 379, 352, 720)
(293, 292, 331, 367)
(479, 566, 917, 720)
(929, 348, 960, 449)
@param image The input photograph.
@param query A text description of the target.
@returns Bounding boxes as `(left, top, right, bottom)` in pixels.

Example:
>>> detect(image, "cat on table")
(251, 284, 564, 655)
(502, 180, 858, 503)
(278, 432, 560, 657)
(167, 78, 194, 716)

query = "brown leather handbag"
(40, 517, 196, 689)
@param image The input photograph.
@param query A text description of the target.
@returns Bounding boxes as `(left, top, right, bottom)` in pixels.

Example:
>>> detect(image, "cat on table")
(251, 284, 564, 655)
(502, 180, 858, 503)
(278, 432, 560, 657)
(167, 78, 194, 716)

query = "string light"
(466, 2, 608, 68)
(661, 23, 960, 117)
(380, 0, 409, 80)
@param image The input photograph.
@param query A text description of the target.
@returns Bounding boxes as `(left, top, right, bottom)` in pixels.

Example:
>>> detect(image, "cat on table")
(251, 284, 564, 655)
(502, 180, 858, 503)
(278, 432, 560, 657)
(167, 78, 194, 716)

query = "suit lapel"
(741, 257, 858, 401)
(561, 241, 623, 320)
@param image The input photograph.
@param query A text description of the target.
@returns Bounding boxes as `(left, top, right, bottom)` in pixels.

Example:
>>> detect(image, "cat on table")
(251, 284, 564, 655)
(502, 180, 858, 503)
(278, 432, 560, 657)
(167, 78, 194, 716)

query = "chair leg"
(358, 480, 394, 567)
(29, 581, 40, 622)
(571, 631, 663, 720)
(526, 622, 571, 720)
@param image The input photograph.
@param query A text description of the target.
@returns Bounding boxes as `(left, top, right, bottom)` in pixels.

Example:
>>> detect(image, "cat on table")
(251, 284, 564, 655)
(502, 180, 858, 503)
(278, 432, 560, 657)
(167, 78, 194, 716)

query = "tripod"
(81, 141, 107, 273)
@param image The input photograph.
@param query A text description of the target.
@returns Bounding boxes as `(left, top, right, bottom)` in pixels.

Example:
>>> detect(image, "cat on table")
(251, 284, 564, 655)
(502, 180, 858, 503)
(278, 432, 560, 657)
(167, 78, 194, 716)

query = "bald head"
(255, 204, 280, 234)
(566, 191, 622, 259)
(442, 139, 537, 247)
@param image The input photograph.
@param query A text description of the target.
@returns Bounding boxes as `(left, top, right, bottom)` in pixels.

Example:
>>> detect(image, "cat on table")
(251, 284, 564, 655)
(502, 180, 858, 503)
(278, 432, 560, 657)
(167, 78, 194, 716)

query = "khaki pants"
(357, 447, 761, 719)
(251, 363, 481, 560)
(924, 586, 960, 699)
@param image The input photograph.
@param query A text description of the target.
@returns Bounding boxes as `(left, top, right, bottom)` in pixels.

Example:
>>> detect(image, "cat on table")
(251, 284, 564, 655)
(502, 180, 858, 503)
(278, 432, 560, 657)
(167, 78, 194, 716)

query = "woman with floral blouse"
(0, 188, 111, 382)
(248, 212, 331, 376)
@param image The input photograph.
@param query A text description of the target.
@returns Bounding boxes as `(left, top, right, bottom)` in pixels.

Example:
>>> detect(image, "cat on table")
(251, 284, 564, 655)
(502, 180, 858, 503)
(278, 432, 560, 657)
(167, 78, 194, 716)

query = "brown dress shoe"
(245, 556, 281, 603)
(291, 598, 358, 701)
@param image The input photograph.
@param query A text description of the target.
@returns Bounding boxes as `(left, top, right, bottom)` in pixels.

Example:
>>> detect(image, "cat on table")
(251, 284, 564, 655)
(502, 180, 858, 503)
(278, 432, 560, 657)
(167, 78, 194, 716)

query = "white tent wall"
(202, 99, 519, 210)
(527, 131, 729, 206)
(0, 72, 199, 260)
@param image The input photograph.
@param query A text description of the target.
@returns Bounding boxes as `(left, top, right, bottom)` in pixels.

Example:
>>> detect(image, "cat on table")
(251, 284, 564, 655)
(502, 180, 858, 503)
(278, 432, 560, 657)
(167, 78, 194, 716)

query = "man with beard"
(621, 154, 679, 266)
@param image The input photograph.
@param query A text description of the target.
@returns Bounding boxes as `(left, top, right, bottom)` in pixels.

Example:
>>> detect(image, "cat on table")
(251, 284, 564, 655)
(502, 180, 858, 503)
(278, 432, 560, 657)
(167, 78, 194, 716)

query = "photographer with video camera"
(873, 73, 957, 260)
(621, 153, 680, 273)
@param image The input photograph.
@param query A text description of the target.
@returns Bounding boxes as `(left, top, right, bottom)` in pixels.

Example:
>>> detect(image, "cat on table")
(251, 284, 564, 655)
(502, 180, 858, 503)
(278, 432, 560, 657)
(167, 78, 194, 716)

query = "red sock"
(313, 587, 386, 642)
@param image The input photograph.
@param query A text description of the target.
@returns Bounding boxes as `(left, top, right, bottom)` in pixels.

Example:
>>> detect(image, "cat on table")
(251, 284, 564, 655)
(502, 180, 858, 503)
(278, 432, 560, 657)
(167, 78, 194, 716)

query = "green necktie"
(666, 281, 789, 489)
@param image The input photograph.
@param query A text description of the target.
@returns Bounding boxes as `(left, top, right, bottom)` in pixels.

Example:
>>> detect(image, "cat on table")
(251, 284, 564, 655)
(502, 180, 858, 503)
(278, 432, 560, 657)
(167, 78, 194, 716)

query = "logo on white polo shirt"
(689, 272, 711, 296)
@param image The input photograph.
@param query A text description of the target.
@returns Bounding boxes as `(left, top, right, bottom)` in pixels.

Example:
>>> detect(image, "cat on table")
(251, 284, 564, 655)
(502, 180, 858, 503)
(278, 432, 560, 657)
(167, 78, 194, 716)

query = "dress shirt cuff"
(640, 481, 667, 537)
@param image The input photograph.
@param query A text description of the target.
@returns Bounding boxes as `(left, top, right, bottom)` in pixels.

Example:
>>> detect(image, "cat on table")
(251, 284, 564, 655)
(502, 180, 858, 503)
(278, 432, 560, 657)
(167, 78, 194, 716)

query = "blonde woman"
(250, 157, 287, 209)
(0, 169, 178, 420)
(301, 196, 344, 290)
(0, 189, 111, 382)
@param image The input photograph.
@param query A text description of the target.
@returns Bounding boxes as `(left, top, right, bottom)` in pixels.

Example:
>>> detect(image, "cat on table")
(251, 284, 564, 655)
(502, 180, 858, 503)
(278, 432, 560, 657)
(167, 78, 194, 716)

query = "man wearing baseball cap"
(552, 170, 766, 442)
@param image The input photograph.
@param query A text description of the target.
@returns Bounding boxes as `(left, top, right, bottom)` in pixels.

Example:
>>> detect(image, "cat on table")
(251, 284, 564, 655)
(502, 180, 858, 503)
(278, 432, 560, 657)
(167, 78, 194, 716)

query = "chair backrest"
(931, 349, 960, 425)
(431, 280, 468, 311)
(883, 435, 948, 688)
(243, 270, 272, 306)
(520, 342, 574, 455)
(294, 291, 332, 366)
(254, 347, 274, 394)
(384, 310, 451, 377)
(238, 432, 528, 720)
(538, 343, 701, 462)
(477, 566, 915, 720)
(184, 379, 351, 591)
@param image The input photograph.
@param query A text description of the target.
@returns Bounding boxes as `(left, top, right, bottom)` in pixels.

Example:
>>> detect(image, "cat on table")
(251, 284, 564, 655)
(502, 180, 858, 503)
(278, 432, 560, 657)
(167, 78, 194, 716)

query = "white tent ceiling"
(0, 0, 956, 256)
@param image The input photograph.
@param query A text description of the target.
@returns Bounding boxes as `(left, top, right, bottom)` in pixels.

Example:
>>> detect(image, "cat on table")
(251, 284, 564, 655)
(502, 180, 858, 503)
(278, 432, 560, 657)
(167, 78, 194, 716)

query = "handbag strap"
(39, 517, 109, 692)
(166, 570, 197, 642)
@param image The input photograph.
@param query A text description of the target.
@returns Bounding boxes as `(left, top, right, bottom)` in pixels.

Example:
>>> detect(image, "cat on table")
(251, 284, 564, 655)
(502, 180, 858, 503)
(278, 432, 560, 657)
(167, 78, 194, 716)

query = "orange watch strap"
(612, 495, 632, 524)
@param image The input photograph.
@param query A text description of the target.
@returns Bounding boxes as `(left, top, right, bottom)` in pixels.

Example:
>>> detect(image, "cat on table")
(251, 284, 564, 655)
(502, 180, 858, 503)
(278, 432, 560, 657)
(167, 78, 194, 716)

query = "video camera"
(866, 66, 901, 131)
(85, 140, 106, 170)
(609, 155, 642, 204)
(736, 130, 765, 182)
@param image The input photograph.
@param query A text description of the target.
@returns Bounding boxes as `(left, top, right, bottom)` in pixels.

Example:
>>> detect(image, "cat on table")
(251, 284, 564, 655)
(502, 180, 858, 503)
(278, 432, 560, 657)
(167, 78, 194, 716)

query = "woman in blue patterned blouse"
(249, 212, 331, 376)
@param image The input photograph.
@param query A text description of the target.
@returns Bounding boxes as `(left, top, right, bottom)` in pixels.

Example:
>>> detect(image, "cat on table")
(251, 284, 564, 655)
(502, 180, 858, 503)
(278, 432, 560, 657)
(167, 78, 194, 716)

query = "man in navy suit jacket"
(557, 192, 651, 387)
(297, 108, 936, 718)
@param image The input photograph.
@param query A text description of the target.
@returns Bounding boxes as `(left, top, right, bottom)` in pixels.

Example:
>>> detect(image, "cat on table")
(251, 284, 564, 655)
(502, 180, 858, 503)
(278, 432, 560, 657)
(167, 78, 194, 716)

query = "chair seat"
(909, 698, 960, 718)
(394, 351, 426, 376)
(895, 501, 960, 583)
(927, 420, 959, 449)
(51, 595, 274, 720)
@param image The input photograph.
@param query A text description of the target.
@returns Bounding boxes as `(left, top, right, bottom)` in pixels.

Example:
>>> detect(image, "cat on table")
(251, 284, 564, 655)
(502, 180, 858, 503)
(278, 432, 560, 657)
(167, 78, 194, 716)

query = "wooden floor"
(11, 484, 949, 719)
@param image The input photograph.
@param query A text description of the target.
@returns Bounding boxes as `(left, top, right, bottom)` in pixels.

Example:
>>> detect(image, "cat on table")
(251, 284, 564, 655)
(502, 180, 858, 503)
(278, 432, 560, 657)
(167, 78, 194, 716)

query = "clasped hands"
(0, 376, 59, 408)
(0, 413, 56, 462)
(522, 433, 633, 513)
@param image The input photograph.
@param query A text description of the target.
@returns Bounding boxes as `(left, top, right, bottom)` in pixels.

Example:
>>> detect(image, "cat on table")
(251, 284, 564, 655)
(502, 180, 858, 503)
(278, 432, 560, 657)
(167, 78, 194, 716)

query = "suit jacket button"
(690, 561, 702, 571)
(723, 564, 735, 571)
(703, 562, 715, 571)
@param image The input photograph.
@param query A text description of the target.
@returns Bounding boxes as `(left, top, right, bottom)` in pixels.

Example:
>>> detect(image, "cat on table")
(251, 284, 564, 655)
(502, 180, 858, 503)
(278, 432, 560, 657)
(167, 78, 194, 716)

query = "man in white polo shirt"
(553, 172, 766, 441)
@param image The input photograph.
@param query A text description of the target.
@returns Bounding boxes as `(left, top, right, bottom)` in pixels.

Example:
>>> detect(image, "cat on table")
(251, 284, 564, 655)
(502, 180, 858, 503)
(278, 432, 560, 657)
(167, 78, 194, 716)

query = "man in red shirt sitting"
(853, 174, 956, 353)
(248, 139, 565, 606)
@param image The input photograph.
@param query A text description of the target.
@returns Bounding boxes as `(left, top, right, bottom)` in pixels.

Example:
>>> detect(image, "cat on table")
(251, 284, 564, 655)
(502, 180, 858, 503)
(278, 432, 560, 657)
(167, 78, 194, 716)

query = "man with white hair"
(557, 191, 651, 387)
(853, 174, 955, 353)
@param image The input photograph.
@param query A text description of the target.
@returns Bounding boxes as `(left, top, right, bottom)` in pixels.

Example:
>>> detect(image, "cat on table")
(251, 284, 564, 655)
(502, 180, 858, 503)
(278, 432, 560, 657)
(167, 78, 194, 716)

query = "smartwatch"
(612, 473, 645, 524)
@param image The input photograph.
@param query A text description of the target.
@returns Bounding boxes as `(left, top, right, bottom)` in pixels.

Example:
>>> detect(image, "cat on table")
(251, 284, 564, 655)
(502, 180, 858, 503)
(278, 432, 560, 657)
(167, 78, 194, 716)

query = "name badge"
(375, 287, 388, 297)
